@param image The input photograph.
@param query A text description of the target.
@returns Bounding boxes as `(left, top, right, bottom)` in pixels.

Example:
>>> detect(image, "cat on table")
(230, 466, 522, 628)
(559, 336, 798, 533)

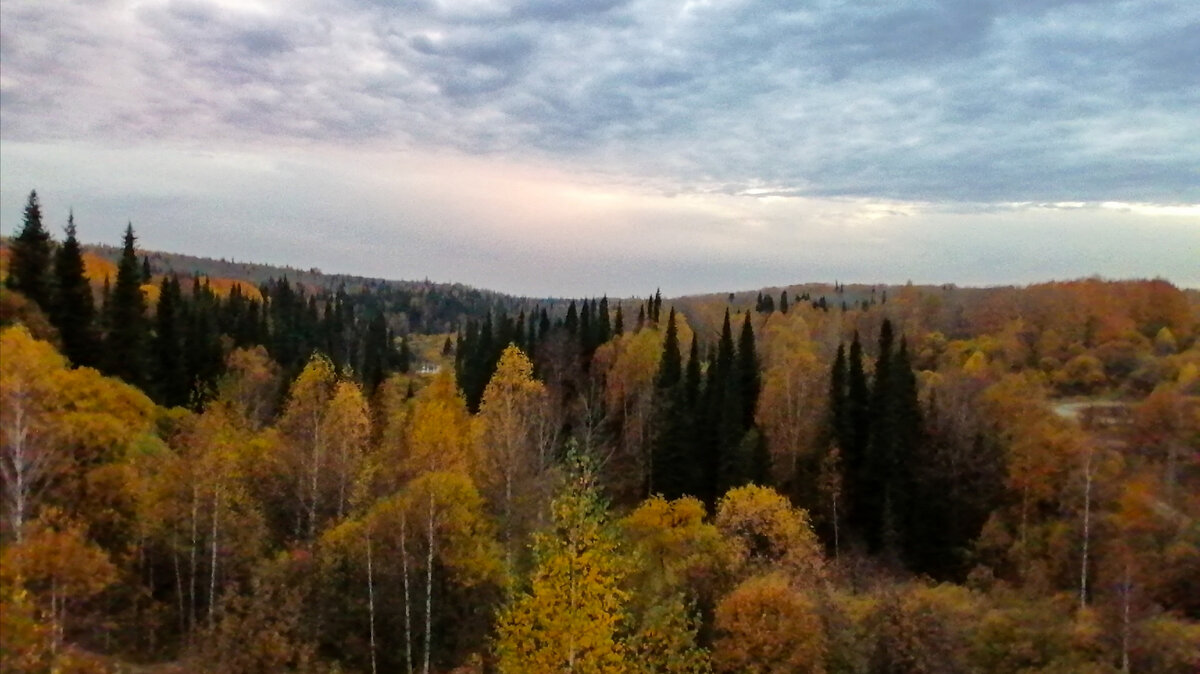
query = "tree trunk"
(173, 538, 186, 636)
(367, 531, 378, 674)
(424, 493, 435, 674)
(402, 511, 413, 674)
(308, 412, 322, 539)
(209, 486, 220, 626)
(189, 483, 198, 631)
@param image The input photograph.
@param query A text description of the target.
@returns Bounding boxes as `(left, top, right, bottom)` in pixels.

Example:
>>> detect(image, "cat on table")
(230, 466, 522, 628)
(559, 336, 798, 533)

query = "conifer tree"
(779, 290, 789, 314)
(844, 332, 870, 537)
(398, 335, 413, 374)
(829, 343, 848, 454)
(104, 223, 150, 388)
(862, 319, 895, 551)
(597, 295, 611, 345)
(154, 275, 189, 407)
(51, 212, 99, 367)
(652, 289, 662, 323)
(580, 299, 593, 353)
(656, 308, 682, 389)
(737, 311, 761, 430)
(613, 304, 624, 336)
(564, 301, 579, 336)
(7, 190, 54, 309)
(141, 255, 152, 284)
(361, 312, 390, 394)
(684, 333, 701, 409)
(651, 309, 693, 498)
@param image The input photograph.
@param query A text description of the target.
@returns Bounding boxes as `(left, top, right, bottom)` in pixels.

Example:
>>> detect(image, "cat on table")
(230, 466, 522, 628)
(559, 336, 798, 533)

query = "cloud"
(1, 0, 1196, 294)
(3, 0, 1197, 202)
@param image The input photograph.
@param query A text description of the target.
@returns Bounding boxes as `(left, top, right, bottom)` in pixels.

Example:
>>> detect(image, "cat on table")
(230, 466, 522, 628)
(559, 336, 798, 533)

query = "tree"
(493, 454, 630, 673)
(0, 326, 69, 540)
(276, 353, 337, 540)
(154, 275, 189, 407)
(1, 509, 118, 655)
(7, 190, 53, 310)
(477, 345, 552, 572)
(104, 223, 150, 388)
(657, 309, 682, 390)
(325, 380, 371, 521)
(50, 212, 99, 368)
(714, 485, 824, 583)
(737, 312, 761, 431)
(712, 573, 825, 674)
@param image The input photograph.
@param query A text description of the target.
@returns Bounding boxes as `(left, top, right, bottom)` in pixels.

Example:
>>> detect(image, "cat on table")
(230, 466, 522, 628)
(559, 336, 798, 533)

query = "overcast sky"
(2, 0, 1197, 296)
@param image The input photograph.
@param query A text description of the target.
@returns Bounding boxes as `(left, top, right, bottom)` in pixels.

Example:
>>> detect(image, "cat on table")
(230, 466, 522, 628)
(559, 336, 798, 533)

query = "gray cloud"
(3, 0, 1196, 202)
(1, 0, 1197, 297)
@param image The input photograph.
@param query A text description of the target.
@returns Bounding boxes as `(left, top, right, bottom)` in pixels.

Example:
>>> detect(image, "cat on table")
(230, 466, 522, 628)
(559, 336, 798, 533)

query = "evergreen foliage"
(104, 224, 150, 389)
(7, 191, 53, 309)
(50, 213, 99, 367)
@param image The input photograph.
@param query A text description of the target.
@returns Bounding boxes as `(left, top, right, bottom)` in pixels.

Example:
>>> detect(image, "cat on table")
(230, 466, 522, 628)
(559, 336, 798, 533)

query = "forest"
(2, 190, 1198, 673)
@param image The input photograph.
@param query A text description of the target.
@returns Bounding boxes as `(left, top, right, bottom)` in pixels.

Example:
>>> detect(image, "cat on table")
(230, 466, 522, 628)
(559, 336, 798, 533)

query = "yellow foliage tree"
(494, 457, 630, 674)
(714, 485, 825, 584)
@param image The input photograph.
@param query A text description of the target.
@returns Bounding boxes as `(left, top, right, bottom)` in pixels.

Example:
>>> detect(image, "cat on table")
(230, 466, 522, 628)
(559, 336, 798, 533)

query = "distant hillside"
(79, 242, 552, 335)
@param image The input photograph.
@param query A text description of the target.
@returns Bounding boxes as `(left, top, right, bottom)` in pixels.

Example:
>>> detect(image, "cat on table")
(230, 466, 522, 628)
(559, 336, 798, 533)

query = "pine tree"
(141, 255, 152, 284)
(597, 295, 611, 345)
(564, 301, 579, 336)
(51, 211, 99, 367)
(7, 190, 54, 309)
(829, 343, 848, 454)
(779, 290, 789, 314)
(844, 332, 870, 538)
(684, 333, 701, 409)
(651, 308, 692, 498)
(862, 319, 896, 552)
(154, 275, 189, 406)
(656, 308, 682, 389)
(737, 311, 761, 430)
(652, 289, 662, 323)
(613, 304, 624, 336)
(104, 224, 150, 388)
(398, 335, 413, 374)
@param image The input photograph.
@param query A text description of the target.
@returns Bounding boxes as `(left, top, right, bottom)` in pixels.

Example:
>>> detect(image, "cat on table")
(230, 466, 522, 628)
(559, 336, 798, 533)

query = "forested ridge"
(2, 191, 1199, 672)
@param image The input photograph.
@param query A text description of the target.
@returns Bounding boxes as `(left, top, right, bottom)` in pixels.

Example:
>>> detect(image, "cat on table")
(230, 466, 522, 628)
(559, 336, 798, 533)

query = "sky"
(1, 0, 1197, 297)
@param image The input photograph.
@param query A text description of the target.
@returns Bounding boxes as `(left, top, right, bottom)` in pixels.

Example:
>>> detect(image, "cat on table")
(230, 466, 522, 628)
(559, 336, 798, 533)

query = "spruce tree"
(737, 311, 761, 430)
(51, 212, 99, 367)
(597, 296, 611, 344)
(862, 319, 895, 552)
(105, 224, 150, 389)
(684, 334, 701, 409)
(845, 332, 871, 537)
(154, 275, 189, 406)
(7, 190, 54, 309)
(829, 343, 848, 453)
(613, 304, 624, 336)
(564, 300, 579, 336)
(656, 308, 682, 389)
(779, 290, 789, 314)
(650, 308, 692, 499)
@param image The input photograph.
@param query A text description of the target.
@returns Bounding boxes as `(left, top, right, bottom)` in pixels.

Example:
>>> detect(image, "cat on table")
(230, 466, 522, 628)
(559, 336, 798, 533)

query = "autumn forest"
(2, 191, 1198, 673)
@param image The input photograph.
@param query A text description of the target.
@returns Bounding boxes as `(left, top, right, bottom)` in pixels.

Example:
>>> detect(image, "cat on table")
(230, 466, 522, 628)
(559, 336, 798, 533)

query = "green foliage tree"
(7, 191, 54, 310)
(104, 224, 150, 389)
(50, 212, 98, 368)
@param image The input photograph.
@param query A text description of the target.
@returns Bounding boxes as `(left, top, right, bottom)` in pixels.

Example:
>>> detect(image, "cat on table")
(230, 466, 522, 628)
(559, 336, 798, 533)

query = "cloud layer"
(1, 0, 1197, 294)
